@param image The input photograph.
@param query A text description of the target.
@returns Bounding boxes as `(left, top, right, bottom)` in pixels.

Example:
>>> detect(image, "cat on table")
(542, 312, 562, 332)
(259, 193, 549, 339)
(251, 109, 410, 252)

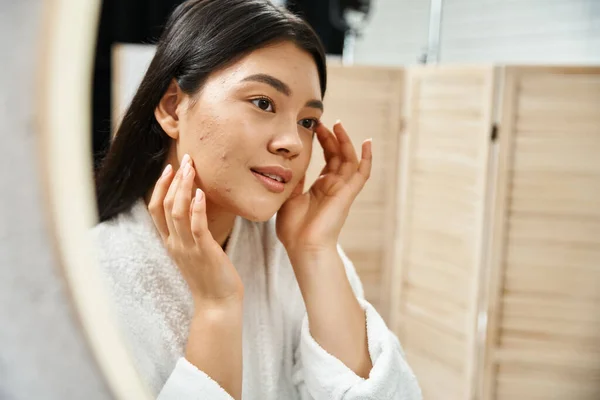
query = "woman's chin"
(240, 209, 277, 222)
(235, 197, 284, 222)
(244, 213, 275, 223)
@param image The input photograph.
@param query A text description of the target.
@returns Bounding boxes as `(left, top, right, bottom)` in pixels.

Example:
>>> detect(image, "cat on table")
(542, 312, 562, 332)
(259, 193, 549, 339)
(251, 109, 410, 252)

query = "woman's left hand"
(276, 120, 372, 257)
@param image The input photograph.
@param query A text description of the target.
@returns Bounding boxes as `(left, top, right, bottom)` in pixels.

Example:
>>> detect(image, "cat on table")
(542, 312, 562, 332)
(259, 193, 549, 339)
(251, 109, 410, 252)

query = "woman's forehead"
(213, 42, 322, 98)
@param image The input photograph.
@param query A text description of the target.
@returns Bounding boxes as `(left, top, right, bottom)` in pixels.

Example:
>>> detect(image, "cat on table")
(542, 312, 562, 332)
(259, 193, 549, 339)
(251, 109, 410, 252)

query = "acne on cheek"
(196, 121, 213, 142)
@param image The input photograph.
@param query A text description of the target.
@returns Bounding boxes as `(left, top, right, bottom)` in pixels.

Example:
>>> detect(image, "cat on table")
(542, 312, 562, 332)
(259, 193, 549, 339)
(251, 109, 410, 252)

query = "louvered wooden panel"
(305, 65, 405, 321)
(391, 66, 496, 400)
(485, 67, 600, 400)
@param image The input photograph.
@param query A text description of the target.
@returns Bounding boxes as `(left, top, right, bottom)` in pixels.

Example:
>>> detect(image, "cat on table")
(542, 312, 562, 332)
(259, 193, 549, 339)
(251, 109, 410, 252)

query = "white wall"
(441, 0, 600, 64)
(354, 0, 431, 65)
(112, 44, 156, 129)
(353, 0, 600, 65)
(112, 0, 600, 111)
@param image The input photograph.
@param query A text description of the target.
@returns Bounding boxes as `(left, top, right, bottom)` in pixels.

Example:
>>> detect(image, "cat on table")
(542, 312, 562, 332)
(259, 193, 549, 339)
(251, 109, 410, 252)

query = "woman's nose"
(268, 125, 304, 159)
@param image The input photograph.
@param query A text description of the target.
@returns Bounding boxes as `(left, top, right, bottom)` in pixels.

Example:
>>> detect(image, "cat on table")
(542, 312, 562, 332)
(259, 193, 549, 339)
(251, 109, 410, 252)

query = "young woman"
(93, 0, 421, 399)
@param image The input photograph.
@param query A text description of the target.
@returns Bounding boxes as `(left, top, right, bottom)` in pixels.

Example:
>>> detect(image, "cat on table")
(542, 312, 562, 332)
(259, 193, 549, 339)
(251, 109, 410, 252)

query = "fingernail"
(335, 119, 342, 125)
(195, 188, 203, 203)
(184, 163, 192, 176)
(161, 164, 172, 177)
(181, 154, 190, 168)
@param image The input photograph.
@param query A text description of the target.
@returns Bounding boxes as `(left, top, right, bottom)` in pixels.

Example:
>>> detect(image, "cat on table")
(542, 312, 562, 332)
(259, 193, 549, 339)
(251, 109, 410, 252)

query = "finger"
(333, 121, 360, 179)
(317, 153, 341, 177)
(148, 164, 173, 241)
(315, 122, 340, 162)
(315, 123, 342, 174)
(172, 160, 196, 246)
(349, 139, 373, 195)
(163, 156, 189, 240)
(190, 188, 210, 246)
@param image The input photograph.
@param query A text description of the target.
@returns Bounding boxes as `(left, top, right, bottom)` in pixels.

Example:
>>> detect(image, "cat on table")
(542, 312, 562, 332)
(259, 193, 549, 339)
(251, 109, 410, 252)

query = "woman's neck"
(204, 200, 236, 249)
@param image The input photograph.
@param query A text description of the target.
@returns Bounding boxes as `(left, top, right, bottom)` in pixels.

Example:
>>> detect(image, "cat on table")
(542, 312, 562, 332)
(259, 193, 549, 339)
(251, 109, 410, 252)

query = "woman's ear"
(155, 79, 185, 139)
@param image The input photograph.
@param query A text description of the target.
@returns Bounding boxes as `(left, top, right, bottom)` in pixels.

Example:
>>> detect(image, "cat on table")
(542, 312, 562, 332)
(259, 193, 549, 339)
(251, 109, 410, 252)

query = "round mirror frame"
(38, 1, 152, 398)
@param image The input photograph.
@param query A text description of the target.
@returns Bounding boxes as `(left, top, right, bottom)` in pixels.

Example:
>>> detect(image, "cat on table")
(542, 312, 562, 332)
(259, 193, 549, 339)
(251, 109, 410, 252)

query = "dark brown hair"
(95, 0, 327, 222)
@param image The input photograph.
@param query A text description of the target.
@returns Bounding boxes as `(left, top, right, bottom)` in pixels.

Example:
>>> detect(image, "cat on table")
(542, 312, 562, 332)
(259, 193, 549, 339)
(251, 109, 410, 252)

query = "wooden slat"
(405, 349, 465, 400)
(485, 66, 600, 400)
(306, 65, 404, 322)
(404, 284, 469, 335)
(510, 171, 600, 217)
(392, 65, 497, 400)
(495, 357, 600, 400)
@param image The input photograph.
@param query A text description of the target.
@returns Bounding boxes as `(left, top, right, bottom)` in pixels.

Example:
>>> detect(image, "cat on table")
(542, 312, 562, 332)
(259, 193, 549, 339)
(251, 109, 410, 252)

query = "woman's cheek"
(301, 138, 313, 170)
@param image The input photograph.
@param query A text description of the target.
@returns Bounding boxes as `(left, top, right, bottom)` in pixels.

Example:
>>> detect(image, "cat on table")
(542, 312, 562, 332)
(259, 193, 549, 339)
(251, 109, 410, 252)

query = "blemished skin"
(147, 40, 373, 399)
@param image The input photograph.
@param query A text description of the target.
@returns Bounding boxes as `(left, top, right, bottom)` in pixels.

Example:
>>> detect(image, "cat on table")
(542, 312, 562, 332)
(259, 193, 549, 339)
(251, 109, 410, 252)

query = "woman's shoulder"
(90, 216, 139, 284)
(91, 206, 143, 258)
(90, 213, 125, 246)
(89, 200, 168, 278)
(90, 215, 129, 262)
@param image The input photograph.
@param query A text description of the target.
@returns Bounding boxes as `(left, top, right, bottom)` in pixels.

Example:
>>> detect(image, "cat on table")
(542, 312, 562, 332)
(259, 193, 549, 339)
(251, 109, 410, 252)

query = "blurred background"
(91, 0, 600, 166)
(92, 1, 600, 399)
(2, 1, 599, 400)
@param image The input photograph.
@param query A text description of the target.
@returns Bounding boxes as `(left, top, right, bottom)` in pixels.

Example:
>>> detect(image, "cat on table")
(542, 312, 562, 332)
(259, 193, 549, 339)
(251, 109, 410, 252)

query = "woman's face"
(168, 41, 323, 222)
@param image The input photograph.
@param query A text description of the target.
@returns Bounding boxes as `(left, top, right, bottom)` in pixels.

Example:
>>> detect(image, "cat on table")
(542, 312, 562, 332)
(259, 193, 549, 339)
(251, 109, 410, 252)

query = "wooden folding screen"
(305, 64, 405, 321)
(111, 57, 600, 398)
(484, 67, 600, 400)
(390, 66, 497, 400)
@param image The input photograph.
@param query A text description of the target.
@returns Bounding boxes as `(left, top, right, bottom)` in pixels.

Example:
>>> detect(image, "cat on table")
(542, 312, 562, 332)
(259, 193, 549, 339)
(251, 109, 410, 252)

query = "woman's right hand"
(149, 155, 244, 399)
(148, 154, 244, 309)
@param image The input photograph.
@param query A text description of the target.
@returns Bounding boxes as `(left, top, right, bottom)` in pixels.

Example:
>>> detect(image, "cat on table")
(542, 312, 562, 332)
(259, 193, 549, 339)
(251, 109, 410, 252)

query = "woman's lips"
(251, 170, 286, 193)
(251, 166, 292, 183)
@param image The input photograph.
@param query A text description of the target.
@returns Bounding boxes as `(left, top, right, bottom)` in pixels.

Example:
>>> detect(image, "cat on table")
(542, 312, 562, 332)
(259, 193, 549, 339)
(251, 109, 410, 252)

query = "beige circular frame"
(38, 0, 152, 398)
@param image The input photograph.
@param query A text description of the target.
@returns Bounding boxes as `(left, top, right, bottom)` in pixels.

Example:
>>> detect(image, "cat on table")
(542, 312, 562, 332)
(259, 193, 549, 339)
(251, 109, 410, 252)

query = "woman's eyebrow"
(305, 99, 323, 111)
(241, 73, 291, 96)
(241, 73, 323, 111)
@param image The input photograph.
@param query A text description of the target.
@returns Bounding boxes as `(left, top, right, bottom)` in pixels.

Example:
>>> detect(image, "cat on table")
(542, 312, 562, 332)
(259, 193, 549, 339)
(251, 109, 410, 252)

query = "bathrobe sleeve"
(157, 358, 234, 400)
(292, 246, 422, 400)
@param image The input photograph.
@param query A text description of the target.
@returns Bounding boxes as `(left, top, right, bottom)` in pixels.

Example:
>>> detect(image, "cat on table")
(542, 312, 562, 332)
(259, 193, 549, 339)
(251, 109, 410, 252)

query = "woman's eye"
(251, 98, 274, 112)
(299, 118, 317, 130)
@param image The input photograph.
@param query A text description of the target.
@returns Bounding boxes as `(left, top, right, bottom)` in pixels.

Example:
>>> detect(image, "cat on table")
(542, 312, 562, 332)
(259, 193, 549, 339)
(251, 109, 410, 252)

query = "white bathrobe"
(92, 199, 421, 400)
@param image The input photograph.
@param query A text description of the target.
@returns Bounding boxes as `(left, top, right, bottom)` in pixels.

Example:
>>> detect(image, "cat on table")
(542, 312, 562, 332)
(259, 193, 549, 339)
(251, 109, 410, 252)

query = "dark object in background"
(286, 0, 345, 56)
(92, 0, 350, 170)
(92, 0, 185, 170)
(328, 0, 371, 31)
